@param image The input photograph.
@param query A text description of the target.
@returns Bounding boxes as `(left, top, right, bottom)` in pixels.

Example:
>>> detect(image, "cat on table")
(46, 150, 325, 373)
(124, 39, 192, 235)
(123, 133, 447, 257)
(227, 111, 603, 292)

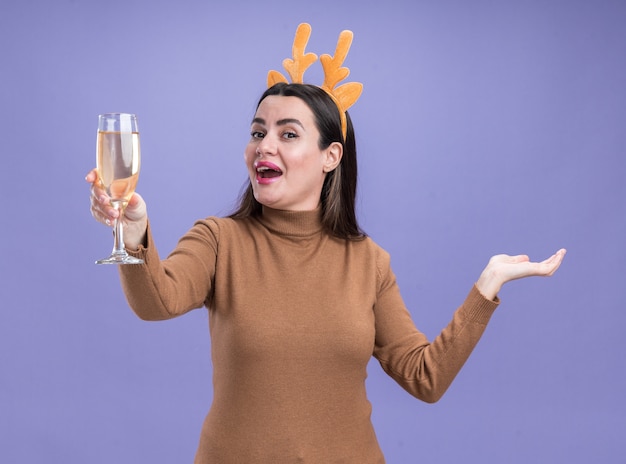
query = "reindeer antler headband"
(267, 23, 363, 140)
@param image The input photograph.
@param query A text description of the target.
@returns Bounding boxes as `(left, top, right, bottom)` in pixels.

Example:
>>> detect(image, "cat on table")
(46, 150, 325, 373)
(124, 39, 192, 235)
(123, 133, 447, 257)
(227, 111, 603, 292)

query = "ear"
(322, 141, 343, 173)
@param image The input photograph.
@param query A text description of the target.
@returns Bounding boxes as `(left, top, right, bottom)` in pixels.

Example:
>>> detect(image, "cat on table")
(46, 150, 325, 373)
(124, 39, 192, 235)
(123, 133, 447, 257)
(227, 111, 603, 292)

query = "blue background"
(1, 0, 624, 462)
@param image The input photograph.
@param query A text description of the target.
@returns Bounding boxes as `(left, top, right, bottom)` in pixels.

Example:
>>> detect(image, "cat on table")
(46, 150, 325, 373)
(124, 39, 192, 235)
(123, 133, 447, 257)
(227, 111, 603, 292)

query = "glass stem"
(111, 201, 127, 256)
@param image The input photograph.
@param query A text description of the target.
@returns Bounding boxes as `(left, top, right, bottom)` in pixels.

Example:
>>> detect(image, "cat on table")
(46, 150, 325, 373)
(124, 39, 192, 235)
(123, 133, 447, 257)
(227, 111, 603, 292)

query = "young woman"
(86, 82, 565, 462)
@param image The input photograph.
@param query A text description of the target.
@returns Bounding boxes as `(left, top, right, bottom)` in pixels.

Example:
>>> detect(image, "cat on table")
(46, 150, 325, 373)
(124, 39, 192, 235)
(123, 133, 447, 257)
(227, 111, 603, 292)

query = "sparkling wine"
(96, 130, 140, 204)
(94, 113, 143, 265)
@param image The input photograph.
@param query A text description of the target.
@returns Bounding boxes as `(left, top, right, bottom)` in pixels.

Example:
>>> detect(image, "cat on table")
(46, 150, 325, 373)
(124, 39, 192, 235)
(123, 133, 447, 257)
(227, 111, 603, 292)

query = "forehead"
(253, 95, 315, 123)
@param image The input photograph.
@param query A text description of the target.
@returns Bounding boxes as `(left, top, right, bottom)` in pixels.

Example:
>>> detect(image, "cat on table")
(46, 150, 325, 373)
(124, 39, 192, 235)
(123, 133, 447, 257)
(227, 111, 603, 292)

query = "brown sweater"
(119, 207, 499, 463)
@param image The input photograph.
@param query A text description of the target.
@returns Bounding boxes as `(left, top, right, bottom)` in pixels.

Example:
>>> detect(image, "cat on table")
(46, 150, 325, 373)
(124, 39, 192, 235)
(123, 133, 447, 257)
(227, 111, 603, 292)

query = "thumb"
(124, 193, 147, 221)
(127, 192, 142, 208)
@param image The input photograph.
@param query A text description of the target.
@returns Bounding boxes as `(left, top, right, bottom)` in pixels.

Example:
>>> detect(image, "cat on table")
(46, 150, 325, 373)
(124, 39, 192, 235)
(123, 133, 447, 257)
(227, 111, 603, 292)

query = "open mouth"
(255, 161, 283, 181)
(257, 165, 283, 178)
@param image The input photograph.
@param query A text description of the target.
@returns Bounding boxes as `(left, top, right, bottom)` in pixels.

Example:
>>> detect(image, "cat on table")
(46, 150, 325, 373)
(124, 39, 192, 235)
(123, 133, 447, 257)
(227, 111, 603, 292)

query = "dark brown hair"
(229, 83, 365, 240)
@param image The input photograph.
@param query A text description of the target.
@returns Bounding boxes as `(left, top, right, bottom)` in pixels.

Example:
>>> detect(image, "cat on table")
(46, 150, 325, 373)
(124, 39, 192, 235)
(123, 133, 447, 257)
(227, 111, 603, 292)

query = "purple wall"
(1, 0, 624, 462)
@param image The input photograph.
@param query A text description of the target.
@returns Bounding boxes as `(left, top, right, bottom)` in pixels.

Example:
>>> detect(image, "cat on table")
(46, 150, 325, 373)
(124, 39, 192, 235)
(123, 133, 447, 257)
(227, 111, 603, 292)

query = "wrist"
(123, 218, 148, 251)
(475, 268, 502, 301)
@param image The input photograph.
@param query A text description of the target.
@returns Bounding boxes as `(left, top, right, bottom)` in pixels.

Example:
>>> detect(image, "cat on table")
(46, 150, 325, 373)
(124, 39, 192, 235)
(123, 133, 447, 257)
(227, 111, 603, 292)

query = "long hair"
(229, 83, 365, 240)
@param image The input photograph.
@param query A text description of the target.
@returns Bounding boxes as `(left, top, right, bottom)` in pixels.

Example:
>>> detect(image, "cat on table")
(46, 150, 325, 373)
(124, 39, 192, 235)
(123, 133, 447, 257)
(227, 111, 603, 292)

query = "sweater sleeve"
(372, 250, 499, 403)
(117, 219, 219, 321)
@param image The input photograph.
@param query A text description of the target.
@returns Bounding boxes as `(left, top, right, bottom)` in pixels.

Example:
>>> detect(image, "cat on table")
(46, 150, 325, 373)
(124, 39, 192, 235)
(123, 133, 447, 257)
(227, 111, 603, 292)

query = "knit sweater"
(119, 207, 499, 463)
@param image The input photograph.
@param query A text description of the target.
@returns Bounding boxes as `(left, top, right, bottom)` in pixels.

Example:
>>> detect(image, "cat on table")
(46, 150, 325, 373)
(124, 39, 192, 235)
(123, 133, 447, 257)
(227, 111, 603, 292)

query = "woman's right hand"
(86, 169, 148, 251)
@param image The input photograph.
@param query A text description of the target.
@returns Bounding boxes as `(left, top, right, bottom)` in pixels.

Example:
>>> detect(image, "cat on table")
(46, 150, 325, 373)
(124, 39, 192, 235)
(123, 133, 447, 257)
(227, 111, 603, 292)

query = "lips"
(255, 161, 283, 184)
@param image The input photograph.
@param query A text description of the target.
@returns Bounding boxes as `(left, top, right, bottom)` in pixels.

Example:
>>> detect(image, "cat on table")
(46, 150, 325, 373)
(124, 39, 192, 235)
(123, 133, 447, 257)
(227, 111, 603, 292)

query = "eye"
(282, 131, 299, 139)
(251, 131, 265, 139)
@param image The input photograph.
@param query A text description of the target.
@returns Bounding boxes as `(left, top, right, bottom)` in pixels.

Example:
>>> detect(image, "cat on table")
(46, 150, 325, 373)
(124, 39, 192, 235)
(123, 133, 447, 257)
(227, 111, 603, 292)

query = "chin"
(253, 192, 278, 209)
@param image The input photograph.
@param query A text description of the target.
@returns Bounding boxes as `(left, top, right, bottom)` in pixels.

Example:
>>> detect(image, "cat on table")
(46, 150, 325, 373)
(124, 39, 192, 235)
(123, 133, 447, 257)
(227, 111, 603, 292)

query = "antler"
(320, 30, 352, 93)
(267, 23, 318, 86)
(266, 23, 363, 139)
(320, 30, 363, 137)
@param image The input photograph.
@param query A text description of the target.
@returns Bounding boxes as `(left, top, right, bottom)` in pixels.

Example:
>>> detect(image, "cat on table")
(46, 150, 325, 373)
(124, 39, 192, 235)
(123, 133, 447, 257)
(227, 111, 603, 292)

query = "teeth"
(257, 166, 280, 173)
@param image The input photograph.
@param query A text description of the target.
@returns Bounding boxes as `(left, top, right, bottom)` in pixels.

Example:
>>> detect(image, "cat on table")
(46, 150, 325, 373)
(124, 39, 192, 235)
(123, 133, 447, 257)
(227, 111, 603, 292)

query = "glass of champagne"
(95, 113, 144, 265)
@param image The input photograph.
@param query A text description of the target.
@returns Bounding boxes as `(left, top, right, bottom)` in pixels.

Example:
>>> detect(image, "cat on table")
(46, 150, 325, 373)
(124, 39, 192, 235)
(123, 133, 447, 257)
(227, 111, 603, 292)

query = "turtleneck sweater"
(118, 207, 499, 463)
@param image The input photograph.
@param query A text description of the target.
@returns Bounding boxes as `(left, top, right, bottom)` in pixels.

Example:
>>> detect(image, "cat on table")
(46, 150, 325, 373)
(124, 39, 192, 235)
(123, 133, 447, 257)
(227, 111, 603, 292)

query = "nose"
(256, 134, 277, 156)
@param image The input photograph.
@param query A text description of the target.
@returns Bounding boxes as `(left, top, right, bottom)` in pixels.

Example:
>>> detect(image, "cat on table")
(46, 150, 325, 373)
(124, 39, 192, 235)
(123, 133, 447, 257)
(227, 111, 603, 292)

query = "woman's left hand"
(476, 248, 567, 300)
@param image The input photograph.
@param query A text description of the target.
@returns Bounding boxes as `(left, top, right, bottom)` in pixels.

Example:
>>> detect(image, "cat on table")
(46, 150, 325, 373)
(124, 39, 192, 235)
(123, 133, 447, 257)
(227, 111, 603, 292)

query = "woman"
(86, 82, 565, 462)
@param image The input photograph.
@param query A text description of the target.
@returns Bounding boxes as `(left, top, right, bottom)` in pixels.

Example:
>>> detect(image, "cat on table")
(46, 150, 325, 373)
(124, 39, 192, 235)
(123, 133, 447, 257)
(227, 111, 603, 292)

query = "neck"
(259, 206, 323, 237)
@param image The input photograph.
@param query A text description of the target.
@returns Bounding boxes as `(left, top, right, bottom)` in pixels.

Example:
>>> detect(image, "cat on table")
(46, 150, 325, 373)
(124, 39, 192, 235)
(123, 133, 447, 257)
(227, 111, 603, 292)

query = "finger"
(85, 169, 98, 184)
(89, 201, 114, 226)
(539, 249, 566, 266)
(90, 200, 117, 223)
(530, 250, 566, 277)
(544, 249, 567, 275)
(89, 190, 118, 220)
(88, 174, 110, 206)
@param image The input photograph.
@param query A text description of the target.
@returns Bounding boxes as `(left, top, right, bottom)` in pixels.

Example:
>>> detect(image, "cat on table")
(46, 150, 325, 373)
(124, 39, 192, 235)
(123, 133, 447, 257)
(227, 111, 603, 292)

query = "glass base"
(95, 251, 144, 265)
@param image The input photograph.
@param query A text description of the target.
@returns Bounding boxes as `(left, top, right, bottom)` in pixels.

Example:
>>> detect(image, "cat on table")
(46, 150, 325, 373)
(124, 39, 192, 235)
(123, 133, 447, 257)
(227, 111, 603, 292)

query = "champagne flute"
(95, 113, 143, 265)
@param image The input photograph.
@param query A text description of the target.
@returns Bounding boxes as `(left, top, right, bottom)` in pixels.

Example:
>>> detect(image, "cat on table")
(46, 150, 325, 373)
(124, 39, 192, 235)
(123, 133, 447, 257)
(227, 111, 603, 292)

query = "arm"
(86, 169, 215, 320)
(373, 249, 566, 403)
(373, 263, 498, 403)
(116, 220, 217, 321)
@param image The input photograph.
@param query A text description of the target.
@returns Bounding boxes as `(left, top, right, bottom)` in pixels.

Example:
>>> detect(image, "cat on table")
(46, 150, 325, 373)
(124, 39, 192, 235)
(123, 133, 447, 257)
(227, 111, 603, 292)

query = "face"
(244, 95, 342, 211)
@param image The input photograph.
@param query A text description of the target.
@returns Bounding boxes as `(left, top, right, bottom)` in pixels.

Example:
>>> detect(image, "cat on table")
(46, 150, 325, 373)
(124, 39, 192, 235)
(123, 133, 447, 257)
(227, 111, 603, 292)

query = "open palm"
(476, 249, 567, 300)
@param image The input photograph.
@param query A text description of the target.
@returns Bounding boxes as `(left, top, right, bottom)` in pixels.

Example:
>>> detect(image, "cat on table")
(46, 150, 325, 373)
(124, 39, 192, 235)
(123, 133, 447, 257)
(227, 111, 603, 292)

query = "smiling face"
(244, 95, 342, 211)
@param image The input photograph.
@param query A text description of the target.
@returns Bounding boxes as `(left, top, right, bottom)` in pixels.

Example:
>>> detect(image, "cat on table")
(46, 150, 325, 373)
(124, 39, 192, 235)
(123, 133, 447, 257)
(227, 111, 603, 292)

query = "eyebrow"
(252, 117, 305, 130)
